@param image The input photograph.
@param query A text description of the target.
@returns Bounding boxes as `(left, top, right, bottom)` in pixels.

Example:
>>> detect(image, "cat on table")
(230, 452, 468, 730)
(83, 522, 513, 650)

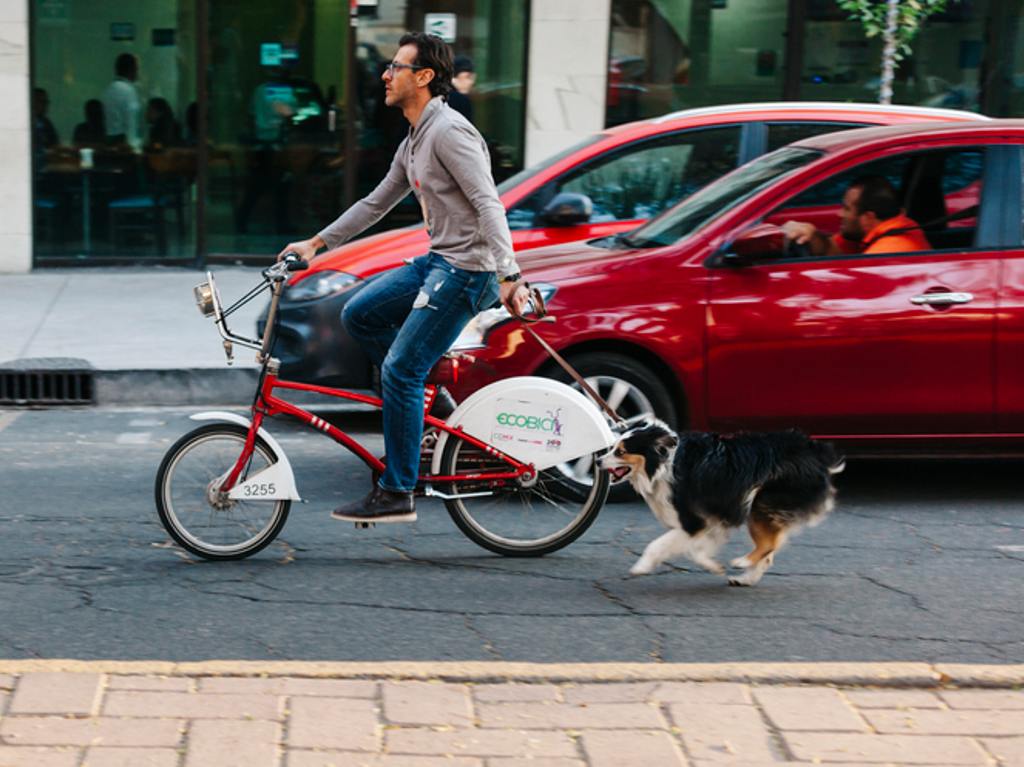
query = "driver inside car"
(782, 175, 930, 257)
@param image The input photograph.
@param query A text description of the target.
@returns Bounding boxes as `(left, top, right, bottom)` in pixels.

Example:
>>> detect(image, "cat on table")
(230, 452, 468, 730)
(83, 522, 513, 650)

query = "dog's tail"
(812, 440, 846, 475)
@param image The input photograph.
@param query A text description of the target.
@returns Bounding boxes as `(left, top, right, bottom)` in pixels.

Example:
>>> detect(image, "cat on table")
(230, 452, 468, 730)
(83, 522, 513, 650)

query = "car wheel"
(544, 352, 680, 503)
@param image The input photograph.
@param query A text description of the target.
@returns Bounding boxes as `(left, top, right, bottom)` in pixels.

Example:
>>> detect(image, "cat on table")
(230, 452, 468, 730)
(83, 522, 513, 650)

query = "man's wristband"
(500, 272, 522, 284)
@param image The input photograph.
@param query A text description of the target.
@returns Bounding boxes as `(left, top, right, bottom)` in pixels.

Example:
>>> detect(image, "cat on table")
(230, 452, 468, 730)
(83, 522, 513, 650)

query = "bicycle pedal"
(355, 521, 376, 529)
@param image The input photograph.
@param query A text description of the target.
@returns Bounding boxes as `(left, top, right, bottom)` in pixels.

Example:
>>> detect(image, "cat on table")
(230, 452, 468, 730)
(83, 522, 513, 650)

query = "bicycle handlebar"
(262, 253, 309, 282)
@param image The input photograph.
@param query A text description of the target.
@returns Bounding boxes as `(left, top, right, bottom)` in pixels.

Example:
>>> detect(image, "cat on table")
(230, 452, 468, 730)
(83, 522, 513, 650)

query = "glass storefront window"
(607, 0, 789, 126)
(801, 1, 1024, 116)
(31, 2, 197, 262)
(204, 1, 528, 257)
(352, 1, 529, 235)
(608, 0, 1022, 130)
(205, 1, 342, 257)
(801, 0, 989, 110)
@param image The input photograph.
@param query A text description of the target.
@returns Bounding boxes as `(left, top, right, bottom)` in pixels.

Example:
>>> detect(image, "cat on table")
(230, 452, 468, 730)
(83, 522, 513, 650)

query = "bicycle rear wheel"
(155, 423, 290, 560)
(439, 436, 609, 557)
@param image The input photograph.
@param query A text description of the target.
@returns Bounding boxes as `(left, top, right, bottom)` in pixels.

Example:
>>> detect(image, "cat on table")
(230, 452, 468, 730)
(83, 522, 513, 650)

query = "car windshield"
(496, 134, 606, 195)
(620, 147, 823, 248)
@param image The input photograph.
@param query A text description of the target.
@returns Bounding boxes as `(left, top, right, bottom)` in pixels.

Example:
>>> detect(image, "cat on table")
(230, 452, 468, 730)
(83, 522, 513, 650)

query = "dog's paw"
(703, 561, 725, 576)
(730, 556, 752, 569)
(727, 576, 753, 587)
(629, 559, 655, 576)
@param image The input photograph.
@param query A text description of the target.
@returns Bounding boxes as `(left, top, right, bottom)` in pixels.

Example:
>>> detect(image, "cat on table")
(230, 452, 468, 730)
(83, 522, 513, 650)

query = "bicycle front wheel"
(155, 423, 290, 560)
(440, 436, 609, 557)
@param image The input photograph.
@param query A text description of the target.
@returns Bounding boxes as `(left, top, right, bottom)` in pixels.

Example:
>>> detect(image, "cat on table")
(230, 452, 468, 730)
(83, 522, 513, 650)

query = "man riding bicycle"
(279, 32, 529, 524)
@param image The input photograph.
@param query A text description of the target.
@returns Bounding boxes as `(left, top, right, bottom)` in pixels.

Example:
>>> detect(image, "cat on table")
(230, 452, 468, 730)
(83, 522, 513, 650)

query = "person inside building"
(145, 97, 182, 150)
(32, 87, 59, 149)
(102, 53, 142, 151)
(73, 99, 106, 147)
(782, 175, 930, 256)
(447, 55, 475, 123)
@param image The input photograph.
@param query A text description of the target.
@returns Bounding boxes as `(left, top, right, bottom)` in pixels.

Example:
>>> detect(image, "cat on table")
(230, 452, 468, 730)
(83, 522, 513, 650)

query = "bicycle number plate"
(227, 461, 297, 500)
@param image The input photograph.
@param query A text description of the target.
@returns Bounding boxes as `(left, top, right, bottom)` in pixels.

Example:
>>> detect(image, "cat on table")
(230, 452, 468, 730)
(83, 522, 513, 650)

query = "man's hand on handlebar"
(276, 236, 324, 264)
(500, 280, 530, 317)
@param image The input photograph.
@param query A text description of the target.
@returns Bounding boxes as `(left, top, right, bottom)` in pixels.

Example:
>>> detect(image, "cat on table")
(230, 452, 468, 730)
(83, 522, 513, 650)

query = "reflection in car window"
(623, 147, 822, 248)
(496, 133, 604, 198)
(783, 156, 911, 209)
(506, 127, 741, 230)
(765, 122, 866, 153)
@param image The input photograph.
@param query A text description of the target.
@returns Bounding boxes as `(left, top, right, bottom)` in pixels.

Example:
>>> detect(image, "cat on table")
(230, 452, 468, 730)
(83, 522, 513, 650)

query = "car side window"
(765, 122, 867, 153)
(781, 156, 911, 210)
(506, 126, 741, 230)
(768, 147, 988, 255)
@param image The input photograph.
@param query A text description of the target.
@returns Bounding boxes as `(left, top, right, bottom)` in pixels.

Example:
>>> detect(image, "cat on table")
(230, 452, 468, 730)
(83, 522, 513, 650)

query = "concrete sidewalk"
(0, 662, 1022, 767)
(0, 266, 317, 406)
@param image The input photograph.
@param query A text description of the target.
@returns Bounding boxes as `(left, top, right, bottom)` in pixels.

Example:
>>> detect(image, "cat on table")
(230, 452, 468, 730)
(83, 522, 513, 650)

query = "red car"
(446, 121, 1024, 470)
(268, 103, 984, 385)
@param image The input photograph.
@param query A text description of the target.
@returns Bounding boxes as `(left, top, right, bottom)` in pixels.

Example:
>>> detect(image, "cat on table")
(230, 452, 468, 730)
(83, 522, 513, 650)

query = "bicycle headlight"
(287, 270, 360, 301)
(193, 281, 216, 317)
(451, 283, 557, 351)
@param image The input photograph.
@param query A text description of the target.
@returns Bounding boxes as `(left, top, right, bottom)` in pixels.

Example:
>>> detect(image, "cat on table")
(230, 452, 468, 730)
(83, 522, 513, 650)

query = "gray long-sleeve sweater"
(317, 97, 519, 279)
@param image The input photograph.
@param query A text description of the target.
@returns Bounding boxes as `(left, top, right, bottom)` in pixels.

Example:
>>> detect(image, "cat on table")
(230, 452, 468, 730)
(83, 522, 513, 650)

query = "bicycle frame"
(196, 262, 536, 498)
(217, 368, 534, 496)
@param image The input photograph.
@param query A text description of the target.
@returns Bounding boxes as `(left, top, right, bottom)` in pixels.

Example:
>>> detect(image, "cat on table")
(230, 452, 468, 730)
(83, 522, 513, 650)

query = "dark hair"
(849, 175, 901, 221)
(453, 55, 474, 76)
(84, 98, 105, 128)
(115, 53, 138, 79)
(398, 32, 453, 99)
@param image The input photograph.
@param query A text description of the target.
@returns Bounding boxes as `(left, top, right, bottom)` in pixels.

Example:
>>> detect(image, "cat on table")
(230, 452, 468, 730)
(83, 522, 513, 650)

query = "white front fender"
(189, 411, 301, 501)
(431, 377, 617, 474)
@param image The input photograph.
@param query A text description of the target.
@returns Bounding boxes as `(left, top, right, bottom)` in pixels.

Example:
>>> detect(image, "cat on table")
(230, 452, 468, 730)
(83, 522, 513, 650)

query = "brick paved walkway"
(0, 665, 1022, 766)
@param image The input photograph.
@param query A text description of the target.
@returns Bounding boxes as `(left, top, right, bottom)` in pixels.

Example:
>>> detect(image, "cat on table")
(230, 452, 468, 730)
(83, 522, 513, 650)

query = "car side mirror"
(539, 192, 593, 227)
(720, 223, 785, 267)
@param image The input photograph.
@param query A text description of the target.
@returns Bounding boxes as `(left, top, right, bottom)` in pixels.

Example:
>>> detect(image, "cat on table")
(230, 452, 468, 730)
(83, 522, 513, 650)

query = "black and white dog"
(602, 420, 844, 586)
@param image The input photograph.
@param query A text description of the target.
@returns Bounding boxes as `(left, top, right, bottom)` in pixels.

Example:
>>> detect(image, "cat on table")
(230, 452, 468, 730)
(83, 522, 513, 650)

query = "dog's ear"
(654, 432, 677, 458)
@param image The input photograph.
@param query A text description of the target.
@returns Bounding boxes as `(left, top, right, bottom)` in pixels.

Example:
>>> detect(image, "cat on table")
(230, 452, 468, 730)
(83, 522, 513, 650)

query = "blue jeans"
(342, 252, 500, 492)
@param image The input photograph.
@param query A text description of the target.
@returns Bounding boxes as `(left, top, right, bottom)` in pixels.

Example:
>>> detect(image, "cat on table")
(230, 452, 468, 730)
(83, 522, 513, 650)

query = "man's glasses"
(385, 62, 426, 75)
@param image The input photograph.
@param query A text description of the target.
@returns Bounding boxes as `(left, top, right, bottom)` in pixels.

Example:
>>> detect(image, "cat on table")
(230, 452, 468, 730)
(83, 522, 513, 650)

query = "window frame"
(505, 124, 745, 230)
(739, 144, 1011, 266)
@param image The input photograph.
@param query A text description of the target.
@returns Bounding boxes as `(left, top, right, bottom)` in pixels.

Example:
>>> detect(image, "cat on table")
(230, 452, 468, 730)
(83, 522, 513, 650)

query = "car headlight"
(451, 283, 557, 350)
(286, 270, 360, 301)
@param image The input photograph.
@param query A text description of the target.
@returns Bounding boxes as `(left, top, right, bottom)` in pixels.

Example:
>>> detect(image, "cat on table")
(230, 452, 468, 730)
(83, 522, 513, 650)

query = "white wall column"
(0, 1, 30, 273)
(524, 0, 611, 167)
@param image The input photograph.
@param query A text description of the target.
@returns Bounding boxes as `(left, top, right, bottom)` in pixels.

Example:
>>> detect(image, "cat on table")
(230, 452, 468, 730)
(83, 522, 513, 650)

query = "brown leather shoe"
(331, 486, 417, 523)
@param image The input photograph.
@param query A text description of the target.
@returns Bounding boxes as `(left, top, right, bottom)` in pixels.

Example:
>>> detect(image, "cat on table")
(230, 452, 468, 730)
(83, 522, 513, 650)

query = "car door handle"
(910, 291, 974, 306)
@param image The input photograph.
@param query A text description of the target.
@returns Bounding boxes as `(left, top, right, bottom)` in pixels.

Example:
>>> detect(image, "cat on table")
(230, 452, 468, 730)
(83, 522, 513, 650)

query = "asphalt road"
(0, 407, 1021, 664)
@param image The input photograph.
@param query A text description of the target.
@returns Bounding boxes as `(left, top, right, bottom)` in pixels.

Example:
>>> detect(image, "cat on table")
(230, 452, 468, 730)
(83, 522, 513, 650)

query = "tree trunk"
(878, 0, 900, 104)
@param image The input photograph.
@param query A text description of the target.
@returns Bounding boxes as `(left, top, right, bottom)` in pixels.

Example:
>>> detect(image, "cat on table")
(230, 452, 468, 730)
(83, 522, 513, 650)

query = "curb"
(0, 661, 1021, 688)
(94, 368, 259, 407)
(93, 369, 378, 409)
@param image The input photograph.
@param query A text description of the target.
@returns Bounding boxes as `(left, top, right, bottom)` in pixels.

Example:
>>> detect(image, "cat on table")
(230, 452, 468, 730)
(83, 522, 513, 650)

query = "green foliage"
(835, 0, 953, 61)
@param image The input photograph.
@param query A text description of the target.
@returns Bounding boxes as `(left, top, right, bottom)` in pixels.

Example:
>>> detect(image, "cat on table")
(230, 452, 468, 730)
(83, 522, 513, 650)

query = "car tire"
(543, 352, 680, 503)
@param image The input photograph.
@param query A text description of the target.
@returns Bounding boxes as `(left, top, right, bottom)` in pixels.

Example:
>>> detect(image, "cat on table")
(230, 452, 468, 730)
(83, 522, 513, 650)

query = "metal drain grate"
(0, 358, 94, 406)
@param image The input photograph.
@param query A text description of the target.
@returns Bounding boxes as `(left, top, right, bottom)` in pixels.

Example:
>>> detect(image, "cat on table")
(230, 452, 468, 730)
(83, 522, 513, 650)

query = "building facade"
(2, 0, 1021, 272)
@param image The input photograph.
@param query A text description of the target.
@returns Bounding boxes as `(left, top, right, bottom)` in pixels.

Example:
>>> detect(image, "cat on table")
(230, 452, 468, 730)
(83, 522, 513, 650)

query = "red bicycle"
(155, 256, 618, 560)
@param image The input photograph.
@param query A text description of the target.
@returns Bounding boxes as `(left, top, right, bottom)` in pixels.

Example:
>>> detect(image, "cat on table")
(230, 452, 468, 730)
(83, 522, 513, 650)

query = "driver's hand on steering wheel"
(277, 236, 324, 263)
(781, 221, 816, 245)
(500, 280, 530, 317)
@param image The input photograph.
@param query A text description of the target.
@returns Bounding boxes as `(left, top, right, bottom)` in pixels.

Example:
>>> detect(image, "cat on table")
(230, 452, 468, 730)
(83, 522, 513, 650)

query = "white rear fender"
(431, 377, 617, 474)
(189, 411, 301, 501)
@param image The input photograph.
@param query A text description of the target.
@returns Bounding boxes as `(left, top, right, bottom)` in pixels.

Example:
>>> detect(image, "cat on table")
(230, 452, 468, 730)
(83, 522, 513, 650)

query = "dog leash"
(512, 286, 624, 425)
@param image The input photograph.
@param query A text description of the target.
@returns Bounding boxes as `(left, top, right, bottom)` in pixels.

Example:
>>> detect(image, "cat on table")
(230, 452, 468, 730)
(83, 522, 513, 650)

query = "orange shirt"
(829, 214, 929, 256)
